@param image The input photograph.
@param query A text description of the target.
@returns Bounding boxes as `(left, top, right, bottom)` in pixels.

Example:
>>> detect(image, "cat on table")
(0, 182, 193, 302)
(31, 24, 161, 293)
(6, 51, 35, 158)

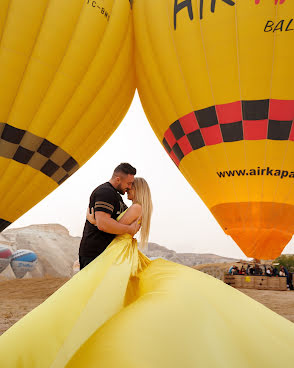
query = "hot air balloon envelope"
(0, 0, 135, 231)
(0, 245, 13, 273)
(134, 0, 294, 259)
(10, 249, 38, 278)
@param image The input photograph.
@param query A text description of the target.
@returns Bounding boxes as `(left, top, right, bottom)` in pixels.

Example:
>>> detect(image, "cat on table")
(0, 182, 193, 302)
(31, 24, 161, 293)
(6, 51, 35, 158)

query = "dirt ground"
(239, 288, 294, 323)
(0, 277, 68, 335)
(0, 277, 293, 336)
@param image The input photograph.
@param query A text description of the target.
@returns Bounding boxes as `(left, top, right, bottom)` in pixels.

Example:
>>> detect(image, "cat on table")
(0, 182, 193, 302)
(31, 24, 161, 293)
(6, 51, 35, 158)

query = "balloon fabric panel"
(134, 0, 294, 259)
(0, 0, 135, 230)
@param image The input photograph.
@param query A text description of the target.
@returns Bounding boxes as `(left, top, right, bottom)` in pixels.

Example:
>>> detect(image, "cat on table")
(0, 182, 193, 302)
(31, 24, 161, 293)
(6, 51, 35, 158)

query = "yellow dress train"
(0, 234, 294, 367)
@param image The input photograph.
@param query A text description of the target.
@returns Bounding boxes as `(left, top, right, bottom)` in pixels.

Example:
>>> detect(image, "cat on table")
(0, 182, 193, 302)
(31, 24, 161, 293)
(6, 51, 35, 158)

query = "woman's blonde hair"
(132, 177, 153, 249)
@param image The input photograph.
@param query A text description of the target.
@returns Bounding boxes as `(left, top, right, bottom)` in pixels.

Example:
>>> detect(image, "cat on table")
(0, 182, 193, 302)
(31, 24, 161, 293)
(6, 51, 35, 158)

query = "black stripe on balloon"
(187, 130, 205, 150)
(242, 100, 269, 121)
(267, 120, 292, 140)
(195, 106, 218, 128)
(2, 124, 25, 144)
(170, 120, 185, 140)
(163, 138, 172, 153)
(163, 99, 294, 166)
(220, 122, 243, 142)
(0, 122, 79, 185)
(0, 219, 11, 232)
(173, 143, 184, 161)
(37, 139, 58, 158)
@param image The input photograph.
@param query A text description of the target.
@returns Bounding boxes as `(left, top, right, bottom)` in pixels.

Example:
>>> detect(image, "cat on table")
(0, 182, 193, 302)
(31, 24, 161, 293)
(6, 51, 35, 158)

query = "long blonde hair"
(132, 177, 153, 249)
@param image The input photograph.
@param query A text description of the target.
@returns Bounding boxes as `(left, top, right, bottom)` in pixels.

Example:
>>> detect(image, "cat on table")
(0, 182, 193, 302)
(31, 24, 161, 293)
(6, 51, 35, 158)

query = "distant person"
(249, 266, 255, 275)
(232, 266, 239, 275)
(240, 265, 246, 275)
(254, 264, 262, 275)
(228, 265, 235, 274)
(78, 163, 140, 269)
(279, 267, 286, 277)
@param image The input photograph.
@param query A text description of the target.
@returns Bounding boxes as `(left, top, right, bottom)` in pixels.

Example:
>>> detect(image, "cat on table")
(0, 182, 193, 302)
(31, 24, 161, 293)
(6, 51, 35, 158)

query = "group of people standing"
(229, 264, 289, 278)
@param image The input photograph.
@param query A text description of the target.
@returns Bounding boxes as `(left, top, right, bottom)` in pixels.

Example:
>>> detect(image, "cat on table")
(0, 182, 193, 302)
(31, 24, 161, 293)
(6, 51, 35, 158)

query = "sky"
(9, 93, 294, 259)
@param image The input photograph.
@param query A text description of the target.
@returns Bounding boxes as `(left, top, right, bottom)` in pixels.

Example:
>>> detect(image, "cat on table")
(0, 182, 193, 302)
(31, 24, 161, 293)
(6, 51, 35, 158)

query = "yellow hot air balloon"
(0, 0, 135, 231)
(134, 0, 294, 259)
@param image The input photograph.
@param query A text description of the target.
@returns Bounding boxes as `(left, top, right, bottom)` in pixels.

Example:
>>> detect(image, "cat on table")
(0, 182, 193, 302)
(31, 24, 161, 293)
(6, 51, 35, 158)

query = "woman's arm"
(118, 204, 142, 225)
(86, 207, 140, 235)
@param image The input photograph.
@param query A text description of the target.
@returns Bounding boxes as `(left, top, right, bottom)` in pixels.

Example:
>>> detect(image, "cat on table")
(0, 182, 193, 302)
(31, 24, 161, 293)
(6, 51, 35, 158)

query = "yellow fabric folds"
(0, 235, 294, 367)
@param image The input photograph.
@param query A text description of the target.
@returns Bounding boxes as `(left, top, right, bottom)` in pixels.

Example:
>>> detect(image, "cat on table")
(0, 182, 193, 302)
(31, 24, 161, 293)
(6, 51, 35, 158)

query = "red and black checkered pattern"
(163, 99, 294, 166)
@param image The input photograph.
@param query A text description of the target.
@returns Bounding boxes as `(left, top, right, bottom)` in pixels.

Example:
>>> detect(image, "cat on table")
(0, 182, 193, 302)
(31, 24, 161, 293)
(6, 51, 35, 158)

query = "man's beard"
(116, 184, 125, 195)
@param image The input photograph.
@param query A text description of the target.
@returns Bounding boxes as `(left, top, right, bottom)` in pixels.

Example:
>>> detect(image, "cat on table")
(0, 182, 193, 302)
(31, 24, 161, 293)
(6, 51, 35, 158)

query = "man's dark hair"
(113, 163, 136, 177)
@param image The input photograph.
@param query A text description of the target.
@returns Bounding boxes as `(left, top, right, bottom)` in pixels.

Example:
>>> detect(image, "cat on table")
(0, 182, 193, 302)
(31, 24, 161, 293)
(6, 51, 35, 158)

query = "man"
(79, 163, 139, 269)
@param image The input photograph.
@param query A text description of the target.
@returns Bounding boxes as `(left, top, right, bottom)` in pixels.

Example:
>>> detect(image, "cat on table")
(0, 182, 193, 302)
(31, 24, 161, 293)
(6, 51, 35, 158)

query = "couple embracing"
(79, 162, 152, 270)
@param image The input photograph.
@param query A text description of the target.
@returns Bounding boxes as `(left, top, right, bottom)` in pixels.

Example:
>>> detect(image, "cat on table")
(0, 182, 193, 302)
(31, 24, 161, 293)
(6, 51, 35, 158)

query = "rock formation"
(0, 224, 237, 279)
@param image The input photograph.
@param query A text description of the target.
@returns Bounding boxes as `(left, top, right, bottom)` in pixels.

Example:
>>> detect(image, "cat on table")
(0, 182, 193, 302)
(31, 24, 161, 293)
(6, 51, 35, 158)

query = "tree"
(274, 255, 294, 272)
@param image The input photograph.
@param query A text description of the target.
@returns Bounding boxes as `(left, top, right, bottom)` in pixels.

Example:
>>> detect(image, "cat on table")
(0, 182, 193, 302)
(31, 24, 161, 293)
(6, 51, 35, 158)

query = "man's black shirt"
(79, 182, 127, 258)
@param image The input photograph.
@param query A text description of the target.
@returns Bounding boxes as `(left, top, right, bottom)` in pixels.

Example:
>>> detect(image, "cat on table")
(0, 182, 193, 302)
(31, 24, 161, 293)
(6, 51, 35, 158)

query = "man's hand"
(128, 217, 141, 236)
(89, 210, 141, 236)
(86, 207, 96, 225)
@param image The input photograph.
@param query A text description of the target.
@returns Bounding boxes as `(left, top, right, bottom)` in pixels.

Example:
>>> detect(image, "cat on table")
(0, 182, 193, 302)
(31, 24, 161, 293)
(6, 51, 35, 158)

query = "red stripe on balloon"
(255, 0, 286, 4)
(179, 112, 199, 134)
(163, 99, 294, 167)
(201, 125, 223, 145)
(216, 101, 242, 125)
(289, 124, 294, 141)
(0, 249, 12, 259)
(169, 151, 180, 166)
(177, 135, 193, 156)
(243, 120, 268, 140)
(164, 128, 177, 148)
(269, 100, 294, 121)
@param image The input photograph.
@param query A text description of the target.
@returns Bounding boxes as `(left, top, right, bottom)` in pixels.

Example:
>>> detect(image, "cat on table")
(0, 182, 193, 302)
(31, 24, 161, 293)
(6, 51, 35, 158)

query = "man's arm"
(95, 211, 139, 236)
(117, 204, 142, 225)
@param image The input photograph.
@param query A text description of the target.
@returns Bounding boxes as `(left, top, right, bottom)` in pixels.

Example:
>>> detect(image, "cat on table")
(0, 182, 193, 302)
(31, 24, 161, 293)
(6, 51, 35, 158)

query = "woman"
(0, 178, 294, 367)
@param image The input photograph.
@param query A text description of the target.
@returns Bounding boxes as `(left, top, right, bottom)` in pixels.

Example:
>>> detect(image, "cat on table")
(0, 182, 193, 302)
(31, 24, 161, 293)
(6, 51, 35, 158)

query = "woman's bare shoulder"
(129, 203, 142, 214)
(118, 203, 142, 224)
(130, 203, 142, 209)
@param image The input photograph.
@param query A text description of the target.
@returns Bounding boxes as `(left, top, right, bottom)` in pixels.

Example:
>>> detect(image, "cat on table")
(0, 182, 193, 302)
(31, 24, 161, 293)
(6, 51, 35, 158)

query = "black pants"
(79, 255, 97, 270)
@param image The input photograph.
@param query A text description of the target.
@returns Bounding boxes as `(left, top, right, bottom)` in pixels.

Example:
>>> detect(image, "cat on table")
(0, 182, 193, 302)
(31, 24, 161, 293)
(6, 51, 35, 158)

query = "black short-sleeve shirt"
(79, 182, 128, 258)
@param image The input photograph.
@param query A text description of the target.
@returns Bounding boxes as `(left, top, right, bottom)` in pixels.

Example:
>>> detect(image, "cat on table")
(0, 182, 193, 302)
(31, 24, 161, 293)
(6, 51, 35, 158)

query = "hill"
(0, 224, 237, 279)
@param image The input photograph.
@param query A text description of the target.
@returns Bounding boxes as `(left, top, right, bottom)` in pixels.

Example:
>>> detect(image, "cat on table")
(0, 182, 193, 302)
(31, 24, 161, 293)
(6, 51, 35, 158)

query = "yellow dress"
(0, 233, 294, 367)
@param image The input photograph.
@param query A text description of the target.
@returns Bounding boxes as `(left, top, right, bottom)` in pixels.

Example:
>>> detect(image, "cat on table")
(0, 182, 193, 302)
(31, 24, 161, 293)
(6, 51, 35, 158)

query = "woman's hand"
(86, 207, 96, 225)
